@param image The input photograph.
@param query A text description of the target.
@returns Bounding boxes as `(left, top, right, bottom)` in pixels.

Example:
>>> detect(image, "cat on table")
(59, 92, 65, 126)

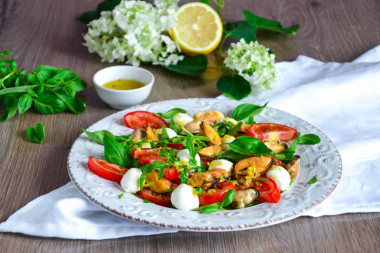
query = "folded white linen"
(1, 45, 379, 239)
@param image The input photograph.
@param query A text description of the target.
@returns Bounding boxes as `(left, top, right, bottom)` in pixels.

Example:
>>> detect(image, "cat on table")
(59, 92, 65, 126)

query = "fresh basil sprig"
(27, 123, 45, 143)
(0, 51, 86, 122)
(308, 176, 318, 184)
(103, 137, 131, 167)
(297, 134, 321, 145)
(156, 108, 187, 119)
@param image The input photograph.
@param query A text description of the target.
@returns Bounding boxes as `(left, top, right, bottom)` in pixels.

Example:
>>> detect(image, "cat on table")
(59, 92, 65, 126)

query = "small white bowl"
(93, 66, 154, 109)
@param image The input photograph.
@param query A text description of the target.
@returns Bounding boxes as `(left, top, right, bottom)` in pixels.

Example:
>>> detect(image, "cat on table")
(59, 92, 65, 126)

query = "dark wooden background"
(0, 0, 379, 252)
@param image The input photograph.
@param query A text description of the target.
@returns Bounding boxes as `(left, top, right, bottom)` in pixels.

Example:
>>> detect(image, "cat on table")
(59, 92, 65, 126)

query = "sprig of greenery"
(198, 189, 236, 213)
(0, 51, 86, 122)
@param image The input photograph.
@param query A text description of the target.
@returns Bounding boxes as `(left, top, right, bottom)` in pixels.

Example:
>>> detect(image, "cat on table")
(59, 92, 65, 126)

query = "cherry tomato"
(139, 155, 168, 165)
(87, 156, 127, 183)
(198, 182, 236, 205)
(124, 111, 169, 129)
(140, 188, 172, 206)
(132, 148, 161, 159)
(247, 123, 297, 141)
(255, 178, 281, 203)
(163, 167, 181, 184)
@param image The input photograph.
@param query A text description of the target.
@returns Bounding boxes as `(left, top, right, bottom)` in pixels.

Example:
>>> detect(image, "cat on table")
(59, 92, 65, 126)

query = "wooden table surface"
(1, 0, 379, 252)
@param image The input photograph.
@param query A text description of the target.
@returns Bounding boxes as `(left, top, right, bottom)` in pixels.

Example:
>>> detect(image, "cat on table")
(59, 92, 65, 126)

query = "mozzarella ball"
(171, 184, 199, 211)
(208, 159, 234, 173)
(120, 168, 142, 193)
(155, 127, 177, 139)
(177, 149, 201, 166)
(266, 166, 291, 192)
(173, 113, 193, 127)
(222, 134, 236, 150)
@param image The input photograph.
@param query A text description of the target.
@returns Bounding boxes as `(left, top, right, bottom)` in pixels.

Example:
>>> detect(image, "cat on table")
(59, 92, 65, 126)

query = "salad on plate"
(84, 103, 320, 213)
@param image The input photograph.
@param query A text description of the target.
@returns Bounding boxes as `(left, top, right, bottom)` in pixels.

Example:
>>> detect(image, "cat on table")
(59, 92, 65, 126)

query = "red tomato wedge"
(140, 188, 172, 206)
(166, 143, 184, 150)
(132, 148, 161, 159)
(198, 182, 236, 205)
(139, 155, 168, 165)
(248, 123, 297, 141)
(124, 111, 169, 129)
(163, 167, 181, 184)
(255, 178, 281, 203)
(87, 156, 127, 183)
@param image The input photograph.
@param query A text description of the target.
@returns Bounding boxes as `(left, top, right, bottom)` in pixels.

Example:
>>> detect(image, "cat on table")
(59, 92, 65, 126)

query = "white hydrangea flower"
(224, 39, 279, 91)
(83, 0, 183, 66)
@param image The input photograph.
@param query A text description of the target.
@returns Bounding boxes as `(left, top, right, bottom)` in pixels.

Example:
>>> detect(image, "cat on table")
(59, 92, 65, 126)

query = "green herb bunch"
(0, 50, 86, 121)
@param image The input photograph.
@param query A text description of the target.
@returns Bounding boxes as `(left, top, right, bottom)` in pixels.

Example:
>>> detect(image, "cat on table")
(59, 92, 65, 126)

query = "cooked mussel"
(263, 139, 288, 153)
(233, 157, 275, 179)
(188, 172, 218, 190)
(231, 187, 259, 209)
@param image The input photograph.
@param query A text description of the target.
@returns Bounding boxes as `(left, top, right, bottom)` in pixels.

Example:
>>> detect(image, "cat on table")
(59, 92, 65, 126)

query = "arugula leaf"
(27, 123, 45, 143)
(103, 137, 130, 167)
(297, 134, 321, 145)
(180, 169, 189, 184)
(162, 55, 208, 76)
(231, 102, 268, 121)
(243, 10, 300, 35)
(217, 75, 251, 100)
(308, 176, 317, 184)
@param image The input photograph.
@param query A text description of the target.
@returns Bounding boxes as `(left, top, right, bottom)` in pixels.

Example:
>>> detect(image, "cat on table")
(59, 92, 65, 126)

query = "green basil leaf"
(18, 93, 33, 114)
(274, 139, 298, 163)
(243, 10, 299, 34)
(199, 205, 220, 214)
(103, 137, 130, 167)
(221, 189, 236, 207)
(27, 123, 45, 143)
(217, 75, 251, 100)
(223, 21, 257, 42)
(83, 129, 116, 145)
(216, 150, 250, 163)
(52, 90, 86, 114)
(297, 134, 321, 145)
(162, 108, 187, 119)
(35, 65, 58, 80)
(308, 176, 317, 184)
(163, 54, 208, 76)
(10, 59, 17, 71)
(229, 136, 275, 156)
(0, 94, 19, 121)
(227, 121, 242, 136)
(33, 93, 67, 114)
(231, 102, 268, 121)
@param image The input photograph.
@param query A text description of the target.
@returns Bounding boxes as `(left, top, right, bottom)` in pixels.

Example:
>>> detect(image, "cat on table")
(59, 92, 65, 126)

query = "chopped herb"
(143, 199, 152, 203)
(258, 177, 268, 181)
(118, 193, 124, 199)
(308, 176, 317, 184)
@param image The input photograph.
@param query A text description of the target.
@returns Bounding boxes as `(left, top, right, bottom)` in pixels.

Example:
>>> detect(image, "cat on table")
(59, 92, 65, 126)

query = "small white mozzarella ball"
(173, 113, 193, 127)
(141, 142, 152, 148)
(177, 149, 201, 166)
(217, 117, 238, 125)
(120, 168, 142, 193)
(171, 184, 199, 211)
(208, 159, 234, 173)
(266, 166, 291, 192)
(222, 135, 236, 150)
(155, 127, 177, 139)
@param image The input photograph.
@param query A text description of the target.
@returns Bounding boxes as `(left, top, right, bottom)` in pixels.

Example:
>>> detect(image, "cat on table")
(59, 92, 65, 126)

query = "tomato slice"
(198, 182, 236, 205)
(140, 188, 172, 206)
(247, 123, 297, 141)
(124, 111, 169, 129)
(166, 143, 184, 150)
(87, 156, 127, 183)
(132, 148, 161, 159)
(139, 155, 168, 165)
(163, 167, 181, 184)
(255, 178, 281, 203)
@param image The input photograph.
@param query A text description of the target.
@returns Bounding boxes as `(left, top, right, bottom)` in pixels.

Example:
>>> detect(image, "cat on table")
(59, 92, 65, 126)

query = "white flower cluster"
(83, 0, 183, 66)
(224, 39, 279, 91)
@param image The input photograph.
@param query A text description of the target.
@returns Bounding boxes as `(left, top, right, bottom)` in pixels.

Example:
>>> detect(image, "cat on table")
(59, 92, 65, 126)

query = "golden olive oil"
(103, 79, 145, 90)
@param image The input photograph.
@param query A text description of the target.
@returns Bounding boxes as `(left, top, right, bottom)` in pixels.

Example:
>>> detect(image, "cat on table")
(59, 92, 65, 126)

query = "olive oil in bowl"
(103, 79, 145, 90)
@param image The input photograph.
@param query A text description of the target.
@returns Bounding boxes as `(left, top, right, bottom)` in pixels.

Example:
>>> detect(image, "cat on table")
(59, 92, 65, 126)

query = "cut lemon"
(171, 2, 223, 56)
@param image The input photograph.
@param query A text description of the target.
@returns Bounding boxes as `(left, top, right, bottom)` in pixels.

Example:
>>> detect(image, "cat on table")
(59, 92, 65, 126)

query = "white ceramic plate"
(67, 98, 342, 231)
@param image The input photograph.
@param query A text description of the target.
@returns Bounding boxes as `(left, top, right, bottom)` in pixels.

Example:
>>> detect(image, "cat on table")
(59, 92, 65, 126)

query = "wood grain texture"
(0, 0, 379, 252)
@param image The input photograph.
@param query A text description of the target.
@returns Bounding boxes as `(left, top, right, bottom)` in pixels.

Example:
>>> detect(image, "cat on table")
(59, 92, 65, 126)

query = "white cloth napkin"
(1, 45, 379, 239)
